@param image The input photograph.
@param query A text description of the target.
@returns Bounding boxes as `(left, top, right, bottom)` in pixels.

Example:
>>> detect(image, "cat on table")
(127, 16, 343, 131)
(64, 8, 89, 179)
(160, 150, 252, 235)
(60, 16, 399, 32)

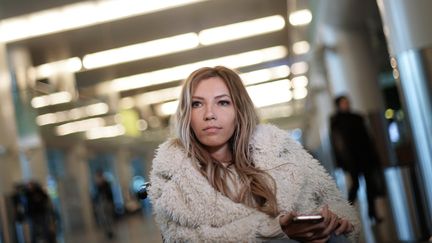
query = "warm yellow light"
(83, 33, 199, 69)
(289, 9, 312, 26)
(385, 109, 394, 119)
(102, 46, 287, 93)
(292, 41, 310, 54)
(247, 79, 292, 107)
(291, 62, 309, 75)
(199, 15, 285, 45)
(0, 0, 207, 43)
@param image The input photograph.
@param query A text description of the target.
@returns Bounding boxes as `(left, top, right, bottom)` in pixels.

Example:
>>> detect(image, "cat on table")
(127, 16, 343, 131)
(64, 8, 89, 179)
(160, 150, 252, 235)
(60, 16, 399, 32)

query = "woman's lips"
(203, 126, 221, 133)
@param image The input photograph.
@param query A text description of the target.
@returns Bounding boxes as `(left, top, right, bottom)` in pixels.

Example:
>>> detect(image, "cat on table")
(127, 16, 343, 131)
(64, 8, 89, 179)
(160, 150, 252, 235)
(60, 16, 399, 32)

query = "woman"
(149, 66, 360, 242)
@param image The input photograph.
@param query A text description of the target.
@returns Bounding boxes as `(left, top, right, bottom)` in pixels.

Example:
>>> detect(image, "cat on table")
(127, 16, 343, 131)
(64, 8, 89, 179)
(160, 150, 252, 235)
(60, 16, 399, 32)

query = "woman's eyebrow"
(215, 94, 230, 99)
(192, 94, 230, 100)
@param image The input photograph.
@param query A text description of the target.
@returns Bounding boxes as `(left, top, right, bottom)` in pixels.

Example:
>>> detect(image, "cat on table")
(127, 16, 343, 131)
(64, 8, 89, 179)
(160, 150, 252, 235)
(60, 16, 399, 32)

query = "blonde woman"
(149, 66, 360, 242)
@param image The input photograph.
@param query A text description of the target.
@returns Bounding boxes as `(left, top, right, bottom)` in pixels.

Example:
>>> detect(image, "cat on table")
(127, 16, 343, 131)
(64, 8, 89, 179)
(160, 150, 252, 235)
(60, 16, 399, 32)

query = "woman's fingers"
(335, 219, 353, 235)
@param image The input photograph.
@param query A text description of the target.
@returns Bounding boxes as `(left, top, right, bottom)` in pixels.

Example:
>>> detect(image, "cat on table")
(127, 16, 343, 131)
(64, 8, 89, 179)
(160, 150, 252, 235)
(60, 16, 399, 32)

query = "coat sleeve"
(149, 163, 278, 242)
(289, 139, 361, 242)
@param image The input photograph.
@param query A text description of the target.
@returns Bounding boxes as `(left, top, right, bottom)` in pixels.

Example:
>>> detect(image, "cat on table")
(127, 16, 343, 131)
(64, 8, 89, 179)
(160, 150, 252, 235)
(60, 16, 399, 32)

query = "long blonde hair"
(175, 66, 278, 216)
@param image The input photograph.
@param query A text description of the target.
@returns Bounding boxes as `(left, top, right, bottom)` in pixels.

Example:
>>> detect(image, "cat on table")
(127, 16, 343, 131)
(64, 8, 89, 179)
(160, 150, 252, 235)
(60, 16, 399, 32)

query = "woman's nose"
(204, 106, 216, 121)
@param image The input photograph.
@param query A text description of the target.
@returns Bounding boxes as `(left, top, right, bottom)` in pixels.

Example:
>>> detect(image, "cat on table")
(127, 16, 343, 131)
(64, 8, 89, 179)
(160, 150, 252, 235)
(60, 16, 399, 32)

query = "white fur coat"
(149, 124, 360, 242)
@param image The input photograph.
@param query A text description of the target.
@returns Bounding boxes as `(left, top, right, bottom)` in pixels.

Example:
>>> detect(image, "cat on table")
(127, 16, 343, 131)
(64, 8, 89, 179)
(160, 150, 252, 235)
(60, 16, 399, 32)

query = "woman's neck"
(206, 144, 232, 167)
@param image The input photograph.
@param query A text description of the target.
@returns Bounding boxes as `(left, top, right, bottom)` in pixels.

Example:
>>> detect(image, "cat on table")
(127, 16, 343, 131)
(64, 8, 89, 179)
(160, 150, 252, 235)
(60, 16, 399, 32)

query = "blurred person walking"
(26, 181, 57, 243)
(93, 170, 115, 239)
(330, 95, 386, 223)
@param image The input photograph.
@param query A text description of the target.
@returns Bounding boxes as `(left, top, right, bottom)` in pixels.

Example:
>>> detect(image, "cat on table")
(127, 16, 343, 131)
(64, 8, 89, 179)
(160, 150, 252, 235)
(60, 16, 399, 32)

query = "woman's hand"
(279, 205, 353, 243)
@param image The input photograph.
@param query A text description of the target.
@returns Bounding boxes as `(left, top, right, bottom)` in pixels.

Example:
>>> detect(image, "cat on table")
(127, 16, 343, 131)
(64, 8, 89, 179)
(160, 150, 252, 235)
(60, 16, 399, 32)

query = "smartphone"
(292, 215, 324, 224)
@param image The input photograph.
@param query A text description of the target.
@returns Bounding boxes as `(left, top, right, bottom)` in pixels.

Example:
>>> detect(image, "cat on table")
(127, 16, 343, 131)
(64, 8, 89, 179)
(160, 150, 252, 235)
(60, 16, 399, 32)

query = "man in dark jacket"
(330, 95, 384, 222)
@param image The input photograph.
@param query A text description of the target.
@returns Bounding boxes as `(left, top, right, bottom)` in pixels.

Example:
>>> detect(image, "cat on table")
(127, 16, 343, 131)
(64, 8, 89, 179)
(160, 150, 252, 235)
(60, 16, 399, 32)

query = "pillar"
(0, 41, 21, 243)
(59, 144, 94, 233)
(377, 0, 432, 238)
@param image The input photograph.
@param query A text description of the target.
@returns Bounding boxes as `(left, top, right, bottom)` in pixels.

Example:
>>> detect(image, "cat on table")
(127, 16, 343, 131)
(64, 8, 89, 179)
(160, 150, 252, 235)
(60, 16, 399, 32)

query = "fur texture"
(149, 124, 360, 242)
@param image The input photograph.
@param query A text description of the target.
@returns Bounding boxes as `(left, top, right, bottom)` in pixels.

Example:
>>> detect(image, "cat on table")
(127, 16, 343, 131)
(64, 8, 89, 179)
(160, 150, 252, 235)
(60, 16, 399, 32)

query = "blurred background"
(1, 0, 432, 242)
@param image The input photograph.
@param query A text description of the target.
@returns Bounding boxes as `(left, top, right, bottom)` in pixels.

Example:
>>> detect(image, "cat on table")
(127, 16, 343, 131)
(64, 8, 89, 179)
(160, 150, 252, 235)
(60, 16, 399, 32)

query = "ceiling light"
(85, 103, 109, 116)
(293, 87, 308, 100)
(289, 9, 312, 26)
(86, 124, 125, 140)
(199, 15, 285, 45)
(247, 79, 292, 107)
(83, 33, 199, 69)
(241, 65, 290, 86)
(36, 102, 109, 126)
(291, 62, 309, 75)
(56, 117, 105, 136)
(156, 100, 179, 116)
(292, 41, 310, 54)
(99, 45, 287, 93)
(136, 86, 182, 106)
(291, 75, 308, 88)
(31, 57, 82, 80)
(31, 91, 72, 108)
(0, 0, 207, 43)
(36, 113, 57, 126)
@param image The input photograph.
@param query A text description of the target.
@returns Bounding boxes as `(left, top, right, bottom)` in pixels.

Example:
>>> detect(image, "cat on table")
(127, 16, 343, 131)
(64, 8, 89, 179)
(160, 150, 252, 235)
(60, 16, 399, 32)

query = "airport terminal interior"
(1, 0, 432, 242)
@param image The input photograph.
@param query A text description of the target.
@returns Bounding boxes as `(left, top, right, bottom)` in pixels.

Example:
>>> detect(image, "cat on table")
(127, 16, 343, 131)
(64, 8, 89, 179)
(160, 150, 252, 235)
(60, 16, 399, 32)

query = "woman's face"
(190, 76, 236, 151)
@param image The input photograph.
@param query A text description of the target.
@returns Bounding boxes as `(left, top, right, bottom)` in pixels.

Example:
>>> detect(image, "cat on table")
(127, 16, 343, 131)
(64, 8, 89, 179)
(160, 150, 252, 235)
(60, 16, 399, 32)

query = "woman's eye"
(192, 101, 202, 108)
(218, 100, 231, 106)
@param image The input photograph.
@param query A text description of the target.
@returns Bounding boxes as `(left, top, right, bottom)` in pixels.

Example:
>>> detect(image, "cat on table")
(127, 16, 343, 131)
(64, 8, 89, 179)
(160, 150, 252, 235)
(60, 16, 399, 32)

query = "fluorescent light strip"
(291, 62, 309, 75)
(247, 79, 292, 107)
(0, 0, 207, 43)
(199, 15, 285, 45)
(56, 117, 105, 136)
(36, 102, 109, 126)
(32, 14, 286, 78)
(98, 45, 287, 93)
(293, 87, 308, 100)
(292, 41, 310, 55)
(30, 57, 82, 79)
(156, 100, 180, 116)
(291, 75, 308, 88)
(289, 9, 312, 26)
(136, 86, 182, 106)
(83, 33, 199, 69)
(241, 65, 290, 86)
(31, 91, 72, 108)
(86, 124, 125, 140)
